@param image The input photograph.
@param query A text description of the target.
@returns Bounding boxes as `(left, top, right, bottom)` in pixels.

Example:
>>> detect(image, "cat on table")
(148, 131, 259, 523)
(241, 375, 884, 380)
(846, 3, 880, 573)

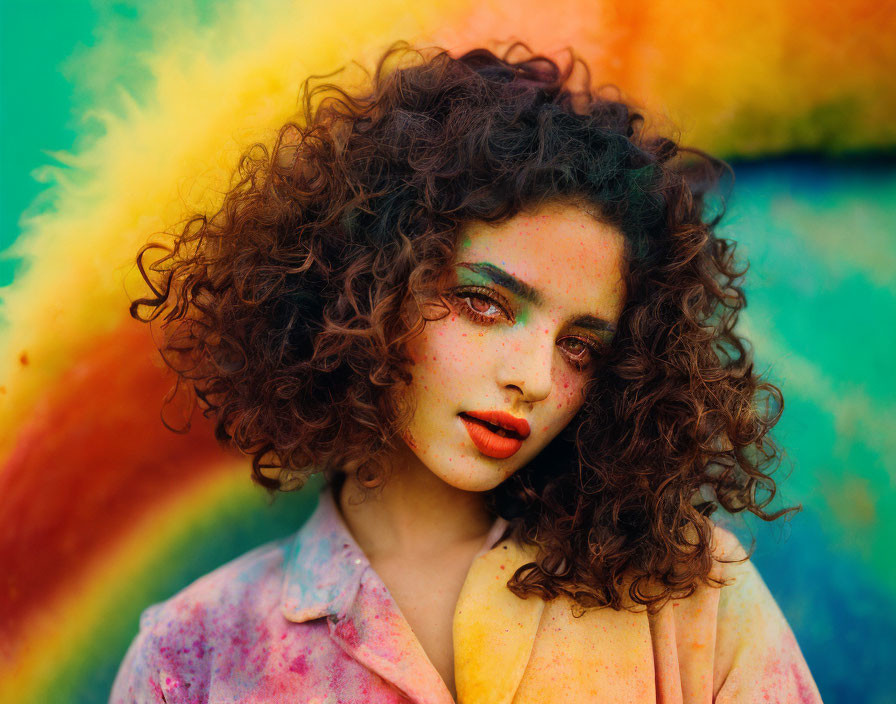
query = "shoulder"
(704, 523, 780, 622)
(709, 523, 749, 563)
(706, 523, 774, 609)
(704, 525, 824, 703)
(110, 534, 296, 703)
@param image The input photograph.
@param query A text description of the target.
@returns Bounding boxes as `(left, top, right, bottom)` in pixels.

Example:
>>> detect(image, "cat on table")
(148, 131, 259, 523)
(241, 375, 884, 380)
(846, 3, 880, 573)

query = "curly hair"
(130, 40, 797, 612)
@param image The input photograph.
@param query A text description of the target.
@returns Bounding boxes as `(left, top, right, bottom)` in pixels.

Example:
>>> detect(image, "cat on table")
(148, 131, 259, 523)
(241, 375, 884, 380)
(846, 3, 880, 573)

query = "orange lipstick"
(459, 411, 530, 459)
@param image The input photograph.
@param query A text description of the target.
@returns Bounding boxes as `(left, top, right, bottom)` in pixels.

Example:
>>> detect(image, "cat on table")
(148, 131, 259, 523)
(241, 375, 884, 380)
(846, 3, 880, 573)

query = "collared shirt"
(110, 487, 822, 704)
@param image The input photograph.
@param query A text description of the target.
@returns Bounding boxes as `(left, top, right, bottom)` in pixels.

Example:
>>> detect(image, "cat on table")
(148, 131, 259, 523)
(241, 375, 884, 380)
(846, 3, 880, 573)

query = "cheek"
(551, 367, 588, 418)
(406, 317, 477, 388)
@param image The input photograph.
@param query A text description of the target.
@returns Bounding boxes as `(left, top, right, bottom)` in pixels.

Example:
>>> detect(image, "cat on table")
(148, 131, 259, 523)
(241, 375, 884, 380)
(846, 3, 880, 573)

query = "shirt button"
(353, 558, 362, 565)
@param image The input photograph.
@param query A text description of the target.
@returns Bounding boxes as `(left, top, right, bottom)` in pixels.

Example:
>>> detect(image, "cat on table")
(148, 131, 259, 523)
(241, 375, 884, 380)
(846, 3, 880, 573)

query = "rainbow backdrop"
(1, 2, 894, 702)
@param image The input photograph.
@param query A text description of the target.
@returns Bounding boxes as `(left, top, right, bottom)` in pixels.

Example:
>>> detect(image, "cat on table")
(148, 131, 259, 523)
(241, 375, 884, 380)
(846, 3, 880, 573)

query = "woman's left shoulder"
(705, 523, 788, 621)
(700, 523, 824, 703)
(708, 523, 749, 563)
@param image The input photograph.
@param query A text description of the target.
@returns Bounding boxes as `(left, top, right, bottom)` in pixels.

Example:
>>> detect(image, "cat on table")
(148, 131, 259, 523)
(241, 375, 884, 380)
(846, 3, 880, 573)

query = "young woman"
(111, 42, 822, 703)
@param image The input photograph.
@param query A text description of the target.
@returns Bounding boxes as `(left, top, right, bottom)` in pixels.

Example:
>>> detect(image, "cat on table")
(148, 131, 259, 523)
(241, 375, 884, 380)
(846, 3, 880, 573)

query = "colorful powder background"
(1, 1, 894, 702)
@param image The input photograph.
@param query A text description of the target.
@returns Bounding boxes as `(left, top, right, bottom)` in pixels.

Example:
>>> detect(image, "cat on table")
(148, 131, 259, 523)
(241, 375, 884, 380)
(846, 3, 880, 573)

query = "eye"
(450, 286, 514, 324)
(558, 336, 605, 370)
(452, 285, 608, 370)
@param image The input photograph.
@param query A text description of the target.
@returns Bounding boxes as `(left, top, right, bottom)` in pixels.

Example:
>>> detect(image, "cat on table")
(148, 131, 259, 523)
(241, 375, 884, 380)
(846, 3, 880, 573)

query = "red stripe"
(0, 318, 237, 646)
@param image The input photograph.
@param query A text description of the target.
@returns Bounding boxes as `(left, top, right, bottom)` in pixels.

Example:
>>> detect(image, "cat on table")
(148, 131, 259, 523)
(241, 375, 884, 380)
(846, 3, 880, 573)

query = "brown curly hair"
(130, 40, 798, 612)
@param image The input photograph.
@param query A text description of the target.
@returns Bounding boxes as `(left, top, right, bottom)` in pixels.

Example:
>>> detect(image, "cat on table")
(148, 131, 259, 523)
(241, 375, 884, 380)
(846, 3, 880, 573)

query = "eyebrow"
(455, 261, 617, 333)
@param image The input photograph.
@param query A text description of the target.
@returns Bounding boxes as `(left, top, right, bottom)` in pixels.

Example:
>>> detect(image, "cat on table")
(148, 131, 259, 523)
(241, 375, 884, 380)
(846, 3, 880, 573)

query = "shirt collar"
(280, 485, 511, 624)
(280, 486, 369, 623)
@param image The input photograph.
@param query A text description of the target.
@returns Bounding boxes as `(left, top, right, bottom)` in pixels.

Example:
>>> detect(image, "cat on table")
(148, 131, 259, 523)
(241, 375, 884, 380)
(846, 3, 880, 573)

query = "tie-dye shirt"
(110, 487, 822, 703)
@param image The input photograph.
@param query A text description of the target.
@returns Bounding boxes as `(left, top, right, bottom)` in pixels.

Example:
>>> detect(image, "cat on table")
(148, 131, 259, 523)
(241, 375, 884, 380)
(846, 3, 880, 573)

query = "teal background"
(2, 2, 894, 702)
(1, 2, 95, 286)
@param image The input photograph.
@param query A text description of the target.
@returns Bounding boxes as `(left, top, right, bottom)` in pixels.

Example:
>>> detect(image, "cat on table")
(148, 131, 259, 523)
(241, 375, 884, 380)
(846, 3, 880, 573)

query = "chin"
(401, 423, 531, 492)
(430, 462, 517, 493)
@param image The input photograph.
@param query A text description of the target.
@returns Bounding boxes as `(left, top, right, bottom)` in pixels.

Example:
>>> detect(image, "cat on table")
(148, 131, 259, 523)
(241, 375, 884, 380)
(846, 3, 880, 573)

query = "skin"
(338, 198, 627, 700)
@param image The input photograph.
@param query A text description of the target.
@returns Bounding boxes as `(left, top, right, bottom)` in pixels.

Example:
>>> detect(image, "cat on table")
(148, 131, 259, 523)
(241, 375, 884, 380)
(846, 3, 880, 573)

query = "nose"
(495, 325, 554, 404)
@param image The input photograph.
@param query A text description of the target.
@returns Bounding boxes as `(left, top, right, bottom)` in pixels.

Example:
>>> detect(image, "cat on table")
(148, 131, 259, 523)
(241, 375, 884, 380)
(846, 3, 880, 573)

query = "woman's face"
(399, 200, 627, 492)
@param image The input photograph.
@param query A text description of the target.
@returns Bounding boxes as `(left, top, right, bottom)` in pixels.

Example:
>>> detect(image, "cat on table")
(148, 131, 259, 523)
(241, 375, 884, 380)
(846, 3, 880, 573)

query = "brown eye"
(468, 294, 495, 315)
(450, 286, 514, 324)
(560, 337, 601, 369)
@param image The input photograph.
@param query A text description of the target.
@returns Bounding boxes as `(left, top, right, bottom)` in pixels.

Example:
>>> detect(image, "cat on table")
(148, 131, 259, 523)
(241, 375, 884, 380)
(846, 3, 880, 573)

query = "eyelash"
(449, 285, 606, 370)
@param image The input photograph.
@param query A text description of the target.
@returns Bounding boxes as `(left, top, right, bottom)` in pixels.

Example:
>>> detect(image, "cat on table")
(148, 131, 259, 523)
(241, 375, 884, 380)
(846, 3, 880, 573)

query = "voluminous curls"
(131, 41, 797, 612)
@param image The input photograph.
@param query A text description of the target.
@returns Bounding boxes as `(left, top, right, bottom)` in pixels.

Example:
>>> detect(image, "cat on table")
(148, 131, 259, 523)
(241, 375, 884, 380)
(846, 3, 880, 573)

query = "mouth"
(458, 413, 522, 438)
(459, 410, 530, 438)
(458, 411, 529, 459)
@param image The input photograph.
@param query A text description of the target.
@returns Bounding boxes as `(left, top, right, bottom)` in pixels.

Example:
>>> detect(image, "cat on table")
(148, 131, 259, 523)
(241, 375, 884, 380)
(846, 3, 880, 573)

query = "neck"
(336, 445, 496, 562)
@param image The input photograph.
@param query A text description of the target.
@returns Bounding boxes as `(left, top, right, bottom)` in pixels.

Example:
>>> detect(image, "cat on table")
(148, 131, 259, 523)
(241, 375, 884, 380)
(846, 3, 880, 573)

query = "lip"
(458, 411, 531, 460)
(461, 410, 531, 438)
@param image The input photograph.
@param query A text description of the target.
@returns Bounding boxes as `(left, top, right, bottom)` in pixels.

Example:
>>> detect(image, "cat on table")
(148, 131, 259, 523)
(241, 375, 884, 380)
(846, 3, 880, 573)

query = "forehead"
(454, 202, 627, 317)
